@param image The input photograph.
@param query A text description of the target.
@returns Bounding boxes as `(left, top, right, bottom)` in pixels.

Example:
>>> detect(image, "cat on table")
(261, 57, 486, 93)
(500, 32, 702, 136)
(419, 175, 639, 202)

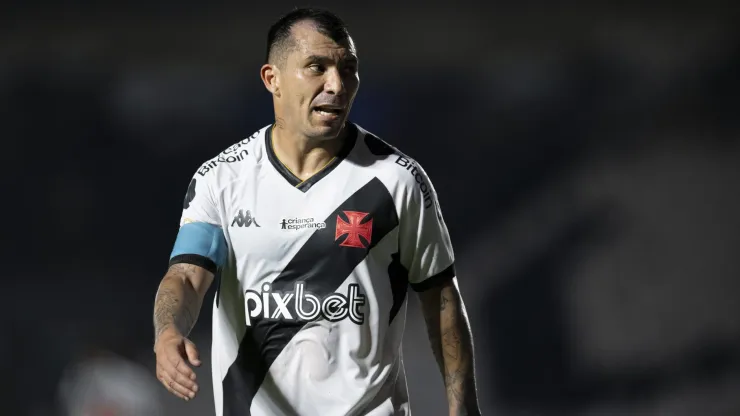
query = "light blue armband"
(169, 222, 227, 273)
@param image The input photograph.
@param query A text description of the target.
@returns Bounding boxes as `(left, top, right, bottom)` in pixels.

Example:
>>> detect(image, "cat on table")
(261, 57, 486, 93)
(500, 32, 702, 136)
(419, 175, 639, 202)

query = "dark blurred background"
(3, 1, 740, 415)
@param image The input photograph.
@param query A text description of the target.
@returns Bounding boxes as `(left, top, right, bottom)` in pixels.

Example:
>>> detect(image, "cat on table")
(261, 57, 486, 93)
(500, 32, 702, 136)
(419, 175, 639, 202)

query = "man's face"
(275, 22, 360, 139)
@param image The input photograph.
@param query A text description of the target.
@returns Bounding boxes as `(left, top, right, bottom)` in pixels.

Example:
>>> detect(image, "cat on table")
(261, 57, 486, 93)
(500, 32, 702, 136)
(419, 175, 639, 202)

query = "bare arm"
(419, 278, 481, 416)
(152, 262, 213, 401)
(153, 263, 214, 343)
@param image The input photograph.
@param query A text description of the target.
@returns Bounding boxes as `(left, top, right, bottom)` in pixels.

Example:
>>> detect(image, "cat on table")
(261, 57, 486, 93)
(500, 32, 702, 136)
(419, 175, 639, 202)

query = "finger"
(158, 362, 198, 399)
(157, 367, 191, 401)
(173, 365, 200, 394)
(167, 352, 197, 382)
(159, 359, 197, 391)
(185, 339, 202, 367)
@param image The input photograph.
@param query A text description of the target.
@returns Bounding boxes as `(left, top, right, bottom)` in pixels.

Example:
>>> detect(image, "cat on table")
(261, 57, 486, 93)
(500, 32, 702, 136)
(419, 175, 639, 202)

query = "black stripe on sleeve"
(409, 263, 456, 292)
(168, 254, 218, 275)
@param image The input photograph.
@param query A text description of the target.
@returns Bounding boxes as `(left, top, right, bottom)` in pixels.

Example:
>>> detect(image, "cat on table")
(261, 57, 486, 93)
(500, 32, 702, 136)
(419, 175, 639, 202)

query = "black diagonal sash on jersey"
(222, 177, 399, 415)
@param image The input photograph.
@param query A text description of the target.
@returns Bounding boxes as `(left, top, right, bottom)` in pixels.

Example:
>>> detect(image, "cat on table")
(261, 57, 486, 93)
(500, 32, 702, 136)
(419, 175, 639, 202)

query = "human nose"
(324, 68, 345, 96)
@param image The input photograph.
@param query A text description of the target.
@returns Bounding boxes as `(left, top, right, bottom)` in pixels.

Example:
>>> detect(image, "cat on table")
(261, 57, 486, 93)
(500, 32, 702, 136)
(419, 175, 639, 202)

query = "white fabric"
(177, 123, 455, 416)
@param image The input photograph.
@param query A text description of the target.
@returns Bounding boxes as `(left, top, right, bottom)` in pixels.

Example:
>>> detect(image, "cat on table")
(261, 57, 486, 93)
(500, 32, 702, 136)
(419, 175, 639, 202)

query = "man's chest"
(221, 172, 401, 280)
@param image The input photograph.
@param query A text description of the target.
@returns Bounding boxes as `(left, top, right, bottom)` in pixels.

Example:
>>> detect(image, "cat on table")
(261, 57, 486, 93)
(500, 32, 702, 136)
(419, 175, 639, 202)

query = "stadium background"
(3, 1, 740, 415)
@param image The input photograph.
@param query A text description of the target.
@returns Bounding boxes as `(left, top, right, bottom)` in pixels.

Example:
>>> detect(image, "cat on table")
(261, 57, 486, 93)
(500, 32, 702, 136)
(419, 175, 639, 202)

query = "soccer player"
(152, 8, 481, 416)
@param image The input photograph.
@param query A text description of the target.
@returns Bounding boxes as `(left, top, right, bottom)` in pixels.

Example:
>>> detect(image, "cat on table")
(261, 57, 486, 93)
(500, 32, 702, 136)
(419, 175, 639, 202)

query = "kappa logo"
(335, 211, 373, 248)
(232, 209, 260, 228)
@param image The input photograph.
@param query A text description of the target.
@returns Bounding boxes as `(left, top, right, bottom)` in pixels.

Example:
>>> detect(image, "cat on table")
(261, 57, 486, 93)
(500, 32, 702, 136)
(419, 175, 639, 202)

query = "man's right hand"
(154, 328, 201, 401)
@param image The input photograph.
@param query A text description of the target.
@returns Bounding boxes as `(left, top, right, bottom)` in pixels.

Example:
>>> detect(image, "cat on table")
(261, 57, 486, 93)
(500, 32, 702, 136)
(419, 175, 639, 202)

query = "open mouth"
(313, 106, 344, 117)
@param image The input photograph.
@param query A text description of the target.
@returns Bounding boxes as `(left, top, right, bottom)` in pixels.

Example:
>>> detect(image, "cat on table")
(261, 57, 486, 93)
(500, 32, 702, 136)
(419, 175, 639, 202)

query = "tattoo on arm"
(422, 289, 445, 376)
(153, 264, 202, 341)
(442, 324, 461, 360)
(422, 283, 481, 415)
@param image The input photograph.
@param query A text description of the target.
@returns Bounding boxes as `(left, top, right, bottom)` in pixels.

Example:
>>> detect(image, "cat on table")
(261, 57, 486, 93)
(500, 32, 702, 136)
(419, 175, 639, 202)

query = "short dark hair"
(265, 8, 352, 66)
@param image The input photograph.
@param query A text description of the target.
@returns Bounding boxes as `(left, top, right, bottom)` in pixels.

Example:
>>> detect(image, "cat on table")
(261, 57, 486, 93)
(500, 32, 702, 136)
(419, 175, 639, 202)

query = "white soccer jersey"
(176, 122, 455, 416)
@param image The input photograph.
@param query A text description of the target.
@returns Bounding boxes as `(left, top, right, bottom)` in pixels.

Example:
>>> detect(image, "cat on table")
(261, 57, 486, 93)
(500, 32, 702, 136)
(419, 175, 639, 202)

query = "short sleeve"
(398, 161, 456, 291)
(179, 170, 221, 227)
(168, 169, 227, 273)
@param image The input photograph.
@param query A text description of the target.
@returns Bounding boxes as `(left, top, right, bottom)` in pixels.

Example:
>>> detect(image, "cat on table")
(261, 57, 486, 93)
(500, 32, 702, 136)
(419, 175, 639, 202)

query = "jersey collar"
(265, 122, 358, 193)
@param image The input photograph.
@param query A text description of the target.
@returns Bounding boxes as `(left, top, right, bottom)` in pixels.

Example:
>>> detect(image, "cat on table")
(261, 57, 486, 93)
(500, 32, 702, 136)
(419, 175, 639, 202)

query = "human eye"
(307, 63, 324, 73)
(343, 62, 358, 74)
(342, 57, 358, 72)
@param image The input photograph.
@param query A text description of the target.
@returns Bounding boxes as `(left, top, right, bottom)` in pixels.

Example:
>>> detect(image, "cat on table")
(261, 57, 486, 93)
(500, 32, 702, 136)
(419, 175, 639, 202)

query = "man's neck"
(271, 123, 347, 182)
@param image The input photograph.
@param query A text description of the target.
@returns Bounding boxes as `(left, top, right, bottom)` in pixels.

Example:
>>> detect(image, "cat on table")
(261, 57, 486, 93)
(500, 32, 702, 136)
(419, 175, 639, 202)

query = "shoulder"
(191, 125, 269, 184)
(354, 123, 435, 198)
